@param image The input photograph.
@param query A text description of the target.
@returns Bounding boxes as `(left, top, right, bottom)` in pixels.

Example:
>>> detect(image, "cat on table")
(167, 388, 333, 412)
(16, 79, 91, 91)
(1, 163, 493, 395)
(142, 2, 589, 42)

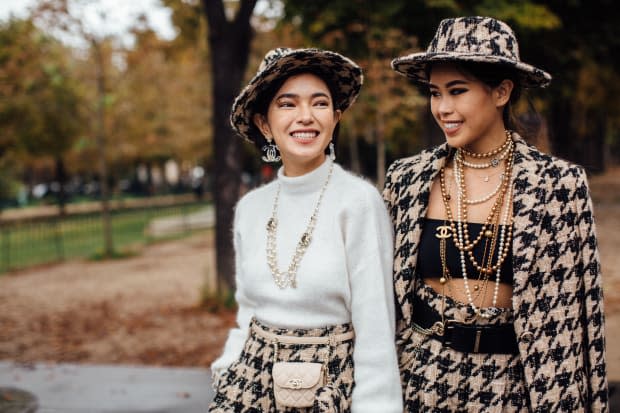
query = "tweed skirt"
(209, 317, 355, 413)
(398, 281, 529, 412)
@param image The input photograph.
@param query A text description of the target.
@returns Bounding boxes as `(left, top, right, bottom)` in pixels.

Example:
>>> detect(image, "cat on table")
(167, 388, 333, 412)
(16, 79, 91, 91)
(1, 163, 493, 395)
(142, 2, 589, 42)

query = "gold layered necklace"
(437, 131, 515, 317)
(266, 162, 334, 289)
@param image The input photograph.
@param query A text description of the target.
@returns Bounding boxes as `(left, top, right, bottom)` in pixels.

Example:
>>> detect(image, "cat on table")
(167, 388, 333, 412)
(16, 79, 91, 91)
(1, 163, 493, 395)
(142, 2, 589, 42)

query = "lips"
(290, 130, 319, 142)
(442, 121, 461, 136)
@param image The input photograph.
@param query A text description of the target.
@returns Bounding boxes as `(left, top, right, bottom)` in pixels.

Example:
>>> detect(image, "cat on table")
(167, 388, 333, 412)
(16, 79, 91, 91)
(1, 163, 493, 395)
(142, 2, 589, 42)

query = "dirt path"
(0, 168, 618, 380)
(0, 233, 235, 368)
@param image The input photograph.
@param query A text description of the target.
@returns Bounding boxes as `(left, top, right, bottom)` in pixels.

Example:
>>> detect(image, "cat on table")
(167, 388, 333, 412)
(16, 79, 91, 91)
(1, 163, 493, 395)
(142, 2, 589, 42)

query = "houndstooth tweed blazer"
(383, 134, 609, 412)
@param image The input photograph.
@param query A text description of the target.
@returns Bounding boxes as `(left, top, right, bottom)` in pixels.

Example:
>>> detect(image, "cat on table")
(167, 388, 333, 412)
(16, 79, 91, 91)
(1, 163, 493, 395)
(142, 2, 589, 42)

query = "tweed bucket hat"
(391, 16, 551, 88)
(230, 48, 363, 143)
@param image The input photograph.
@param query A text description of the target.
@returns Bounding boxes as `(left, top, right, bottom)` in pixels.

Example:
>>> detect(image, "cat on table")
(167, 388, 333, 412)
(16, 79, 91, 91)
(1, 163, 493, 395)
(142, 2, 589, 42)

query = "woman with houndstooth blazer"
(383, 16, 609, 412)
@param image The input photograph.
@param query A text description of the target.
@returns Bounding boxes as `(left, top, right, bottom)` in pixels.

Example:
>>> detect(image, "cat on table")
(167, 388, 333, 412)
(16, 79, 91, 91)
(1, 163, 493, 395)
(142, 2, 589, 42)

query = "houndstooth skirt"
(398, 281, 530, 412)
(208, 317, 355, 413)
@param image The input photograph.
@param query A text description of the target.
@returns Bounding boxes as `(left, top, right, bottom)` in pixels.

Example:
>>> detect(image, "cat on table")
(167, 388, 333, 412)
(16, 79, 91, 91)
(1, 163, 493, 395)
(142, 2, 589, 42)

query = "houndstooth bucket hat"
(391, 16, 551, 88)
(230, 48, 363, 143)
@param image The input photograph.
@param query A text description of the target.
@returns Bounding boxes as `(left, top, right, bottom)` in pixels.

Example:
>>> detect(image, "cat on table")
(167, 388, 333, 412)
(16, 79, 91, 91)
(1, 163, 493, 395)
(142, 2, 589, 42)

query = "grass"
(0, 202, 209, 273)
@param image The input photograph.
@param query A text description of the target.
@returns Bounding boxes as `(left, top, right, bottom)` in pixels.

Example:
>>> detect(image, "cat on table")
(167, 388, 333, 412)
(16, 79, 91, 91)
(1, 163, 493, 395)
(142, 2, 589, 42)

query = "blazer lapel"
(510, 136, 545, 302)
(394, 144, 449, 328)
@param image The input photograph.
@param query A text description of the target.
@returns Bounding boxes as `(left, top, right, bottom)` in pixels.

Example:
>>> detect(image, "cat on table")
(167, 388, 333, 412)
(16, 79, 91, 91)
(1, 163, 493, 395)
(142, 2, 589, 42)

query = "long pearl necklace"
(451, 133, 514, 317)
(266, 162, 334, 289)
(454, 154, 513, 317)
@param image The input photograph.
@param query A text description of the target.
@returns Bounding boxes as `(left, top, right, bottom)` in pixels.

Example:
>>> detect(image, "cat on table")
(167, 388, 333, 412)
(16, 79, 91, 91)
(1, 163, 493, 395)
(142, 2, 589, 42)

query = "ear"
(334, 109, 342, 123)
(494, 79, 514, 107)
(253, 113, 272, 140)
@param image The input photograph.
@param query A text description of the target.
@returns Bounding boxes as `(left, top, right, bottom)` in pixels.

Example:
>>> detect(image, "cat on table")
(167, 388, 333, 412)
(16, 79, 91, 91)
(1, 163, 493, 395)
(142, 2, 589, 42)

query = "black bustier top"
(417, 218, 514, 285)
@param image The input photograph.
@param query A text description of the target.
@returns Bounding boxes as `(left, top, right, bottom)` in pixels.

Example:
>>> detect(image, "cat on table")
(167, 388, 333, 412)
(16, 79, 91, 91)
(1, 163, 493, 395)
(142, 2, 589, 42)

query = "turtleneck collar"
(277, 158, 335, 195)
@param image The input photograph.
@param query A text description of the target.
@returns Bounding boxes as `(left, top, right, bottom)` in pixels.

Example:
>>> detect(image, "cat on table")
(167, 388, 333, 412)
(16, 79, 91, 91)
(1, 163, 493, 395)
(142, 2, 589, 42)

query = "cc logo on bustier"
(435, 225, 451, 239)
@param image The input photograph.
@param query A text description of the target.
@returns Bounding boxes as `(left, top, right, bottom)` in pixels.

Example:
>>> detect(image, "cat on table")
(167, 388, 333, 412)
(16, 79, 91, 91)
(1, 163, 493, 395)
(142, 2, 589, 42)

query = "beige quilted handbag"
(272, 361, 324, 408)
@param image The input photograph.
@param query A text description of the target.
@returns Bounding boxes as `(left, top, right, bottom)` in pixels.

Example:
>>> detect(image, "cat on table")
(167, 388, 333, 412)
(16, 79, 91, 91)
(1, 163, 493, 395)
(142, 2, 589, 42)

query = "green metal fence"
(0, 201, 212, 273)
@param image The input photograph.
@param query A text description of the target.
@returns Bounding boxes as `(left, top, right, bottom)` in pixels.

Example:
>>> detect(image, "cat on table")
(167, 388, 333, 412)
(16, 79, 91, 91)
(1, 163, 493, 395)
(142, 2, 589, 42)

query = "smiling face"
(428, 62, 513, 153)
(253, 72, 341, 176)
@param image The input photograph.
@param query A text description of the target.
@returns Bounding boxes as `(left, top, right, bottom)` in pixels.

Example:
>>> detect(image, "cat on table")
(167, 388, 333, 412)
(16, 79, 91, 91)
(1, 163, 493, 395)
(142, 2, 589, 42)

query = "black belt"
(411, 296, 519, 355)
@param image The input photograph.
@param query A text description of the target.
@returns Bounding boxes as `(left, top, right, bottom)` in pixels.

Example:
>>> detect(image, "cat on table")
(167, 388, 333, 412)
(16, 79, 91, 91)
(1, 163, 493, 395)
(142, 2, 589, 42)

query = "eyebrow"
(275, 92, 331, 100)
(428, 80, 468, 89)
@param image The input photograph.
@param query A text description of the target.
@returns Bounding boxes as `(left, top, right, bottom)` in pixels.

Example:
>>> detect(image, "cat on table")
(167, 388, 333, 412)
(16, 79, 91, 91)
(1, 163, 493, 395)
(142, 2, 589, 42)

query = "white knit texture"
(210, 159, 402, 412)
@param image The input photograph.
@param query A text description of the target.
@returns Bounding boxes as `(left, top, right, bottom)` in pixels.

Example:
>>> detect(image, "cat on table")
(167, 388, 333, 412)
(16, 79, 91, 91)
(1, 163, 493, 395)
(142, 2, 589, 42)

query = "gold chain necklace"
(454, 142, 514, 317)
(459, 129, 511, 159)
(455, 149, 514, 275)
(266, 163, 334, 289)
(437, 131, 515, 317)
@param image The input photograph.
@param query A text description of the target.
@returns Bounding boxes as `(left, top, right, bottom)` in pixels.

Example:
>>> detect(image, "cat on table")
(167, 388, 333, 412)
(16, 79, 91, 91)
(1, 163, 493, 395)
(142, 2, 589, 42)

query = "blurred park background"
(2, 0, 620, 291)
(1, 0, 620, 393)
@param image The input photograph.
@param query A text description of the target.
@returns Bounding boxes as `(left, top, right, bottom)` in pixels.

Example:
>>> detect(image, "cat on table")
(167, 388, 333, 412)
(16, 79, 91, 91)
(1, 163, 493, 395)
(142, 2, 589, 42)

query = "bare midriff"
(424, 277, 514, 309)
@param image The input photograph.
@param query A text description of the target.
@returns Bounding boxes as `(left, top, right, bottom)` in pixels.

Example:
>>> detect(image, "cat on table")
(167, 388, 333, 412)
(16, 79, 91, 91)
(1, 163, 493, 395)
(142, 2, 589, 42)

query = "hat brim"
(230, 49, 363, 144)
(391, 52, 552, 89)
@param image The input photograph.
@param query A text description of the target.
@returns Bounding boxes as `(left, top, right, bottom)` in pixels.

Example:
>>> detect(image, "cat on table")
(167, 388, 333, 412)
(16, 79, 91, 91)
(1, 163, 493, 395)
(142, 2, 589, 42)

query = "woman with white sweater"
(208, 47, 403, 412)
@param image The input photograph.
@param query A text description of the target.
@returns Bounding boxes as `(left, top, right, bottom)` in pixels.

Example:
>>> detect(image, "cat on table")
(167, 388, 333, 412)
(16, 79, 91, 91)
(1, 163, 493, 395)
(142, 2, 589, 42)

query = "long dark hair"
(248, 67, 342, 157)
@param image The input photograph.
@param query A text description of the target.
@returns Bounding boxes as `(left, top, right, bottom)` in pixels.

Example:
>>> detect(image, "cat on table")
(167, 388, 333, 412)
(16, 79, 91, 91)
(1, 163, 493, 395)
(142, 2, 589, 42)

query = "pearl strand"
(460, 129, 512, 159)
(453, 148, 514, 273)
(266, 162, 334, 289)
(454, 162, 478, 314)
(492, 174, 514, 307)
(454, 144, 514, 318)
(456, 139, 513, 169)
(463, 174, 504, 205)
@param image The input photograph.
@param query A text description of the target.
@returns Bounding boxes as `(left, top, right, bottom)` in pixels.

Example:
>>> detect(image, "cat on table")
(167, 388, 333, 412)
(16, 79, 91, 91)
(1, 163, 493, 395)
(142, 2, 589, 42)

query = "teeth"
(445, 123, 460, 130)
(291, 132, 316, 139)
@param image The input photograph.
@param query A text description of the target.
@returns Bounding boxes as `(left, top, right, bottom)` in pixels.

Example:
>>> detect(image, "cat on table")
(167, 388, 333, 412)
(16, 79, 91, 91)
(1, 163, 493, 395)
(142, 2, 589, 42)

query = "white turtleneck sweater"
(210, 158, 402, 412)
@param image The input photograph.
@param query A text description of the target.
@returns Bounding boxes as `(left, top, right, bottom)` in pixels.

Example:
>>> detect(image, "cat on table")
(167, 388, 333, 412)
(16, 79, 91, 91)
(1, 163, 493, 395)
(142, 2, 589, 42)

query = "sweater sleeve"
(209, 199, 255, 377)
(344, 184, 403, 413)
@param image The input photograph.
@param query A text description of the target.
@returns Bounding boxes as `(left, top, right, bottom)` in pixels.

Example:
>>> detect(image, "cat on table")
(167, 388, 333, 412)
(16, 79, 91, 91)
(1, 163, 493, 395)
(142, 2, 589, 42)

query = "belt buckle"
(441, 320, 484, 353)
(440, 319, 456, 346)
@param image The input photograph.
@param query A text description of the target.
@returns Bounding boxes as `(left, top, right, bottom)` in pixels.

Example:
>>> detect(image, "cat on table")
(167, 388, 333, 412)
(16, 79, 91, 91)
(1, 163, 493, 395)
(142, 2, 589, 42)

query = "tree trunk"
(55, 156, 67, 216)
(376, 110, 386, 190)
(548, 100, 606, 174)
(202, 0, 257, 294)
(582, 111, 606, 174)
(348, 122, 361, 174)
(93, 39, 114, 257)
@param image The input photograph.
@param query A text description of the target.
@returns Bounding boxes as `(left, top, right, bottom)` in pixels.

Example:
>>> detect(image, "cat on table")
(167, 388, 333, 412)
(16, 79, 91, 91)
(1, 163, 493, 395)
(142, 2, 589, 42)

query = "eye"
(429, 90, 440, 98)
(276, 100, 295, 108)
(449, 88, 467, 96)
(313, 99, 330, 107)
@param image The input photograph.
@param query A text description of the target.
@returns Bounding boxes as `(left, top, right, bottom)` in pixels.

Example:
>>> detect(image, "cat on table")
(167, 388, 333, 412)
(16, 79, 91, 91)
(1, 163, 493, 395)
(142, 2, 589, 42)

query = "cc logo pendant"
(435, 225, 451, 239)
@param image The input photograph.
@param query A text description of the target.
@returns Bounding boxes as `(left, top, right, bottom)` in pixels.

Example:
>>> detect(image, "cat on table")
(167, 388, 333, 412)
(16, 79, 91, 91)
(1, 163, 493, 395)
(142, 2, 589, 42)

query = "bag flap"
(273, 362, 323, 389)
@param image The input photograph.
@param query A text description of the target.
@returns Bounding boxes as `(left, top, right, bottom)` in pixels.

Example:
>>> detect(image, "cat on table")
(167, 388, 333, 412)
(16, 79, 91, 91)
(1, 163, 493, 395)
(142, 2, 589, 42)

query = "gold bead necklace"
(438, 131, 515, 316)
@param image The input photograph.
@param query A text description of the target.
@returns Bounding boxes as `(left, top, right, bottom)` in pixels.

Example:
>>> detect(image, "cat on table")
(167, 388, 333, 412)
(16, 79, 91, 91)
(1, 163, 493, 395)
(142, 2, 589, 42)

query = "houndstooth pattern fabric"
(209, 318, 354, 412)
(391, 16, 551, 88)
(400, 281, 529, 412)
(382, 134, 609, 412)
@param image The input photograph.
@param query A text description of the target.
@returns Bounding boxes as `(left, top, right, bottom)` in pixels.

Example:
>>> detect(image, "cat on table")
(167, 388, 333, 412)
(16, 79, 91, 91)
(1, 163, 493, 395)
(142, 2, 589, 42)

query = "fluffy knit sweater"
(210, 158, 403, 412)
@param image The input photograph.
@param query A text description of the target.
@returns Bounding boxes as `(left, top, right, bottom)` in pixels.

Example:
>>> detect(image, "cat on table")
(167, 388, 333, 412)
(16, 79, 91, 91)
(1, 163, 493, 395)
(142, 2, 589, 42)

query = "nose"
(297, 103, 313, 124)
(436, 96, 454, 116)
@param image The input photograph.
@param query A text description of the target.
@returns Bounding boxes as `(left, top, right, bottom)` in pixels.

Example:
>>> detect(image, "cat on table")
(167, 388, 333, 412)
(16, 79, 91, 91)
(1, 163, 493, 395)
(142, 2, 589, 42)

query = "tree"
(518, 0, 620, 172)
(200, 0, 258, 294)
(0, 18, 84, 212)
(280, 1, 620, 172)
(34, 0, 136, 255)
(278, 1, 432, 183)
(115, 25, 212, 195)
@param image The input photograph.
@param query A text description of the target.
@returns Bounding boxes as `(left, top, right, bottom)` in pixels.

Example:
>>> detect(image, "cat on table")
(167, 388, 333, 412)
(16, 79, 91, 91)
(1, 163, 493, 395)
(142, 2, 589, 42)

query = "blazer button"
(520, 331, 534, 343)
